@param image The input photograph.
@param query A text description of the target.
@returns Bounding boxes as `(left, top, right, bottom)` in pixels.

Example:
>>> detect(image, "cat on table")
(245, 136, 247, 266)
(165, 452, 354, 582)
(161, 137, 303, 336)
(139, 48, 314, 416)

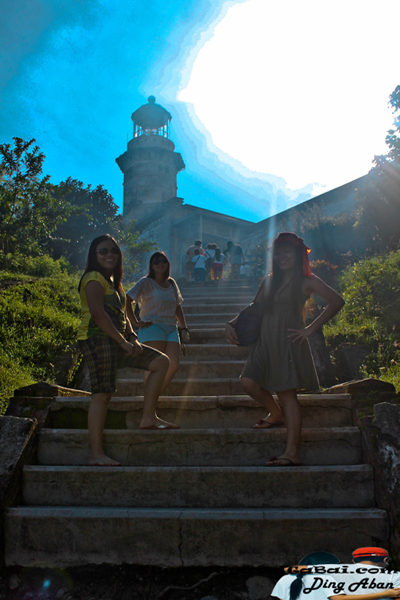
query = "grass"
(0, 257, 82, 414)
(324, 250, 400, 392)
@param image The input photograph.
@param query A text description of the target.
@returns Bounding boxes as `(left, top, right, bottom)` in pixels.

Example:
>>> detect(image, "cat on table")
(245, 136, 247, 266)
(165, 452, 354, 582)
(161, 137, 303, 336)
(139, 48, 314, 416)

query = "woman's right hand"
(385, 590, 400, 598)
(225, 323, 240, 346)
(120, 340, 143, 356)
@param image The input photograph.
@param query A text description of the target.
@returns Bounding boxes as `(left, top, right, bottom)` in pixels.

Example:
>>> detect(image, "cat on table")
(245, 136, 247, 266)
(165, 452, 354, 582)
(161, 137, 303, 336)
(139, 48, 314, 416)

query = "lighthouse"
(116, 96, 185, 224)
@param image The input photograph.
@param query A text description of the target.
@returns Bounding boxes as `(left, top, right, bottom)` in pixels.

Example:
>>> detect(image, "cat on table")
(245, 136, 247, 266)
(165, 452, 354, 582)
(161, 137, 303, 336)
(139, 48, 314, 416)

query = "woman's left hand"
(287, 327, 312, 344)
(181, 329, 190, 342)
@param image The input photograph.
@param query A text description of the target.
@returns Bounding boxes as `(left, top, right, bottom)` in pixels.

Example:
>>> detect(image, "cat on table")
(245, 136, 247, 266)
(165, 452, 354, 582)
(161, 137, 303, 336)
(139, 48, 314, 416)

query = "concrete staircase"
(4, 280, 388, 567)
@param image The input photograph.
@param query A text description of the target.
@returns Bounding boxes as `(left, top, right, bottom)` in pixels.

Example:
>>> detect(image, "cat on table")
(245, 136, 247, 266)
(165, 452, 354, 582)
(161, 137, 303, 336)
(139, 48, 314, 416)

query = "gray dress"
(241, 278, 319, 392)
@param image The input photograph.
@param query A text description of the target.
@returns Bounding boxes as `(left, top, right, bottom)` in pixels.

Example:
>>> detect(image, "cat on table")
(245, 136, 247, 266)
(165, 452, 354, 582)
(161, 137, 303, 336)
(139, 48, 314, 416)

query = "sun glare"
(179, 0, 400, 192)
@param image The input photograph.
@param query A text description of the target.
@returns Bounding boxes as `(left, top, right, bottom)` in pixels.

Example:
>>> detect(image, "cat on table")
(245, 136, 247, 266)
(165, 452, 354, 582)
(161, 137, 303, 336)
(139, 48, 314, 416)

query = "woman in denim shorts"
(126, 252, 190, 393)
(78, 236, 179, 467)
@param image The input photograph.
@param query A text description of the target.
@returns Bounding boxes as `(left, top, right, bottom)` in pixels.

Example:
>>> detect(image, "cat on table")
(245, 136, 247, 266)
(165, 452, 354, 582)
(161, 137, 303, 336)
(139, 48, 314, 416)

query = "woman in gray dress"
(225, 232, 344, 467)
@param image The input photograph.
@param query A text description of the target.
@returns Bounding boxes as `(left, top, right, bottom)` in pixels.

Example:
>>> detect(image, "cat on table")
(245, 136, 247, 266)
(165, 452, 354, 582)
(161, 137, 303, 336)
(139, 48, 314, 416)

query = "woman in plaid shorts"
(78, 234, 179, 467)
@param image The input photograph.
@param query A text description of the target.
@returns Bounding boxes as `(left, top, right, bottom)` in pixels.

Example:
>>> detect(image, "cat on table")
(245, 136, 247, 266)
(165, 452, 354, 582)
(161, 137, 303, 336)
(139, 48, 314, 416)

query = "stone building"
(116, 96, 368, 277)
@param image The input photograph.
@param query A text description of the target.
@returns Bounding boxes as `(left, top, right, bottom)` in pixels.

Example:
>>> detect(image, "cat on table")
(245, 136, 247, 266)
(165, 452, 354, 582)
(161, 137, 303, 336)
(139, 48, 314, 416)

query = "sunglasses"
(152, 258, 168, 265)
(97, 247, 119, 255)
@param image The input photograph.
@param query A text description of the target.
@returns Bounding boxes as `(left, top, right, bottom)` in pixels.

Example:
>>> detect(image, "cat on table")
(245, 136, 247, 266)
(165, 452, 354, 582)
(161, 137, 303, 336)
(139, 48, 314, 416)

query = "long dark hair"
(264, 233, 311, 314)
(78, 234, 123, 292)
(147, 251, 170, 281)
(289, 552, 340, 600)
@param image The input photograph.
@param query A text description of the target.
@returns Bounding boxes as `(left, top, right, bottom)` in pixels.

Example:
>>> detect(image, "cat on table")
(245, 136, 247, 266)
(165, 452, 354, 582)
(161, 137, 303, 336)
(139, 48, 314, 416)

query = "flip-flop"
(253, 418, 284, 429)
(140, 424, 180, 430)
(265, 456, 302, 467)
(88, 460, 121, 467)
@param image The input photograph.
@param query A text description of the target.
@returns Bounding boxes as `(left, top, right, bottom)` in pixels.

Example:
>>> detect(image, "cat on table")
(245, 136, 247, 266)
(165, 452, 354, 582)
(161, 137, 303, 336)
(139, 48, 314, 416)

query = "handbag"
(234, 301, 263, 346)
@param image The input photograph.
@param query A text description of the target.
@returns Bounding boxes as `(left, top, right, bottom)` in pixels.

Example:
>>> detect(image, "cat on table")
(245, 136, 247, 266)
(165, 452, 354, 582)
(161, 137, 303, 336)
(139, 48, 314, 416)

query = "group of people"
(78, 231, 344, 467)
(273, 547, 399, 600)
(185, 239, 245, 282)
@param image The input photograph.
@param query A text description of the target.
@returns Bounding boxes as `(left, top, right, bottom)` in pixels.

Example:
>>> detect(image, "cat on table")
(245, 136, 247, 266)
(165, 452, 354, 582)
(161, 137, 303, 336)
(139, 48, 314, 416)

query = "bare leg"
(141, 340, 181, 393)
(266, 389, 302, 466)
(162, 341, 181, 393)
(140, 353, 179, 429)
(141, 340, 167, 387)
(241, 377, 284, 425)
(88, 392, 120, 465)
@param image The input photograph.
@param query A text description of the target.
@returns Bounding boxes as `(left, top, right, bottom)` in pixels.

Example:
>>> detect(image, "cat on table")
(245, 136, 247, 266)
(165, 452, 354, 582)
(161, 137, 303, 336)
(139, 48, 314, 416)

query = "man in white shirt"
(185, 240, 205, 281)
(286, 547, 400, 600)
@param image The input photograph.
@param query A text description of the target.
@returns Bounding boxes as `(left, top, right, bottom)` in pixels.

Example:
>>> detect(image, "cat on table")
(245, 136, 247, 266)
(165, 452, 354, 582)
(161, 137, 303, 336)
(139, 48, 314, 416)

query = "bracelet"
(127, 333, 137, 341)
(181, 327, 189, 331)
(226, 322, 234, 327)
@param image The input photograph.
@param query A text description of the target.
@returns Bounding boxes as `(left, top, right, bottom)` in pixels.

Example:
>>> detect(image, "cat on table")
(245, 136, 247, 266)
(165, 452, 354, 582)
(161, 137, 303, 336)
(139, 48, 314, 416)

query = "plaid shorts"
(79, 335, 162, 394)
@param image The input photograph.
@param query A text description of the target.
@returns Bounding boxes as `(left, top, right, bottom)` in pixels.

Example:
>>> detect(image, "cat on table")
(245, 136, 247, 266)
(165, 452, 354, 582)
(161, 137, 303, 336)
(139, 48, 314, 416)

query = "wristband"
(181, 327, 189, 331)
(127, 333, 138, 341)
(226, 322, 234, 327)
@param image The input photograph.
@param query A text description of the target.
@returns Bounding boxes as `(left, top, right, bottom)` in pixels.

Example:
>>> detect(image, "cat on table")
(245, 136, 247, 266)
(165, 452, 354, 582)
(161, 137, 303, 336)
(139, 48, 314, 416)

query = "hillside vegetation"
(0, 254, 81, 413)
(325, 250, 400, 390)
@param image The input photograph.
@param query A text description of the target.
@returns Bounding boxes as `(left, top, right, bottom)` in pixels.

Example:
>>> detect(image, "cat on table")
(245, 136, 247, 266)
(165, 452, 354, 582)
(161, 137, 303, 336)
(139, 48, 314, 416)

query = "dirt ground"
(0, 565, 282, 600)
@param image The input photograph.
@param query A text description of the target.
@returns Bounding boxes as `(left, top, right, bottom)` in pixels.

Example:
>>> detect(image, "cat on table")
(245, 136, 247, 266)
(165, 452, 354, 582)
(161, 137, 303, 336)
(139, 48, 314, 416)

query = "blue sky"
(1, 0, 399, 223)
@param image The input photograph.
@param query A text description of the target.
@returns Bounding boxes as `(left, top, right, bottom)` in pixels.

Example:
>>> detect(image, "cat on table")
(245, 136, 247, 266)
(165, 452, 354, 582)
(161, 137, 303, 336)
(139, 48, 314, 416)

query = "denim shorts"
(138, 322, 179, 344)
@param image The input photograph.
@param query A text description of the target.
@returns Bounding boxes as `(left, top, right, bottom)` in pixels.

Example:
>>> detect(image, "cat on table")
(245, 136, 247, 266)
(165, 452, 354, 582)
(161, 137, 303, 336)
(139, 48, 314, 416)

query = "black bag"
(234, 302, 263, 346)
(233, 277, 268, 346)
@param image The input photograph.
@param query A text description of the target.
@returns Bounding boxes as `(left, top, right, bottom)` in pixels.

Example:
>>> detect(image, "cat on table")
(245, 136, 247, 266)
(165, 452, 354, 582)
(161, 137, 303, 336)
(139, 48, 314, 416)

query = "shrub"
(0, 251, 75, 278)
(325, 251, 400, 390)
(0, 268, 82, 413)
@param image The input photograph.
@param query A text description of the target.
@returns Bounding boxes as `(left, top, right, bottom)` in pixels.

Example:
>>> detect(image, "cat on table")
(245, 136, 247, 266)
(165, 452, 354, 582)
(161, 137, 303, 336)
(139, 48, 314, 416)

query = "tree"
(50, 178, 120, 267)
(51, 179, 158, 276)
(110, 217, 158, 282)
(356, 86, 400, 251)
(0, 138, 73, 255)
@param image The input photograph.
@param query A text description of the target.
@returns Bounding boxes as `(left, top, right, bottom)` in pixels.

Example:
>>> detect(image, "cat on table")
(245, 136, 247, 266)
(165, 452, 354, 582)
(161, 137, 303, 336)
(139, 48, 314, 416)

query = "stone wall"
(359, 401, 400, 564)
(0, 416, 37, 566)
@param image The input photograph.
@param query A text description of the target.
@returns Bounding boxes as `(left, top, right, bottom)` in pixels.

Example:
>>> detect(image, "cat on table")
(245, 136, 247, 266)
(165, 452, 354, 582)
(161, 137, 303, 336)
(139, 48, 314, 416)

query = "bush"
(325, 251, 400, 390)
(0, 251, 75, 278)
(0, 267, 82, 413)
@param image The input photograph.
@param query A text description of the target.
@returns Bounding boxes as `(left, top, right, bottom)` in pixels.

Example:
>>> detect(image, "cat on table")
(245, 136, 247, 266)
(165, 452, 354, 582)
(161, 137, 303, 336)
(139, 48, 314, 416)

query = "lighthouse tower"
(116, 96, 185, 224)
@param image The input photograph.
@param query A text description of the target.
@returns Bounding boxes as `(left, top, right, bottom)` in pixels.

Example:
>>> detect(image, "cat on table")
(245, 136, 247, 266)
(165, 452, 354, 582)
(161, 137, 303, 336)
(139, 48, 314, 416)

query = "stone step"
(118, 360, 245, 380)
(48, 394, 354, 429)
(181, 344, 250, 360)
(186, 313, 239, 324)
(188, 330, 226, 344)
(37, 427, 362, 466)
(22, 464, 375, 509)
(115, 377, 243, 396)
(5, 506, 388, 567)
(180, 283, 258, 298)
(183, 303, 248, 314)
(187, 322, 230, 330)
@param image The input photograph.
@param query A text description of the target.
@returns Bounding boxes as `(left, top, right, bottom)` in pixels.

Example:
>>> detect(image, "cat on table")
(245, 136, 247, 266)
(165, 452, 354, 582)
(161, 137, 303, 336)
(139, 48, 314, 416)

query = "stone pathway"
(4, 280, 388, 567)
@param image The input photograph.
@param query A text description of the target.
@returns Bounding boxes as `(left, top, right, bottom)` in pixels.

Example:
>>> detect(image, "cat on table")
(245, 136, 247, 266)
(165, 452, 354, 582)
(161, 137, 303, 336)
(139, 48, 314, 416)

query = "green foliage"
(50, 177, 120, 267)
(0, 268, 82, 413)
(110, 218, 158, 281)
(310, 259, 338, 289)
(355, 85, 400, 251)
(0, 138, 75, 255)
(0, 251, 76, 278)
(325, 251, 400, 389)
(0, 348, 34, 414)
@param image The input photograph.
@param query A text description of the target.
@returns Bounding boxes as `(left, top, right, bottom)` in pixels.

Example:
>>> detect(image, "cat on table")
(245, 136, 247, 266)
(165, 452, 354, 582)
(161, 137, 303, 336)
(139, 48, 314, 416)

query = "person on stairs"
(78, 235, 179, 467)
(284, 547, 400, 600)
(225, 232, 344, 467)
(273, 551, 400, 600)
(126, 251, 190, 394)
